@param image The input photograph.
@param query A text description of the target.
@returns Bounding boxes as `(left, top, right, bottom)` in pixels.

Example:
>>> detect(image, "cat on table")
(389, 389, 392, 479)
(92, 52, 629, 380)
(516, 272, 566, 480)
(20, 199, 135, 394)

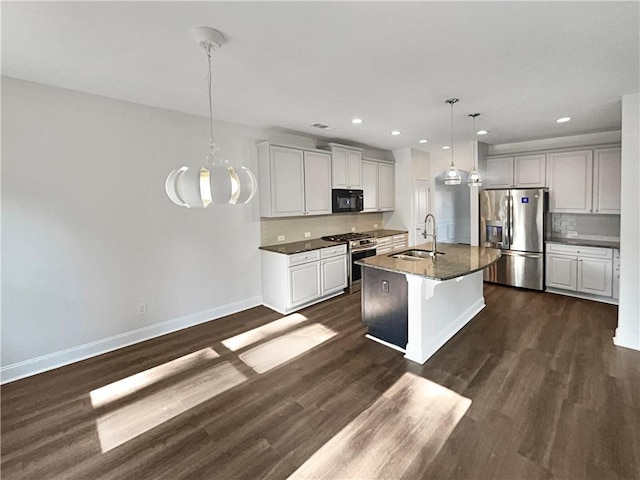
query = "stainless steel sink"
(390, 249, 445, 260)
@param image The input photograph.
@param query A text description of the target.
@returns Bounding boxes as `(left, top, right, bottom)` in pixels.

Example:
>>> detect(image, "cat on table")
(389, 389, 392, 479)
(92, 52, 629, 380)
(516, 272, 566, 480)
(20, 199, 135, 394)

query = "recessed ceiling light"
(556, 117, 571, 123)
(419, 139, 428, 144)
(477, 130, 489, 135)
(442, 145, 450, 150)
(390, 130, 402, 136)
(351, 118, 363, 124)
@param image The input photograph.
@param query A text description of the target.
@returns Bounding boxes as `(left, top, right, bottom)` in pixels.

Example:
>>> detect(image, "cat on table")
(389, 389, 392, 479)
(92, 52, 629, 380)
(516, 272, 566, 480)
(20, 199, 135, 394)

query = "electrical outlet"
(304, 232, 311, 238)
(381, 280, 389, 293)
(374, 223, 378, 229)
(137, 303, 147, 316)
(277, 235, 285, 242)
(351, 226, 356, 232)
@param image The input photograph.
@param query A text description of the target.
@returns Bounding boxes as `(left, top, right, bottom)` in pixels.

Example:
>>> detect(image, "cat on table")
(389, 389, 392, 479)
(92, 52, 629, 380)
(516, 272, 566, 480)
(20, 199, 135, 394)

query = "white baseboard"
(0, 296, 262, 384)
(545, 287, 618, 305)
(613, 329, 640, 351)
(364, 334, 407, 353)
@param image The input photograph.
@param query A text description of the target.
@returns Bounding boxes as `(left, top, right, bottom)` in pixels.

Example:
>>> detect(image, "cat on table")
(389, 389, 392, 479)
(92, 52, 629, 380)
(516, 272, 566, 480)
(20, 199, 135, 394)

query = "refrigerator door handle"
(501, 251, 542, 259)
(507, 192, 513, 249)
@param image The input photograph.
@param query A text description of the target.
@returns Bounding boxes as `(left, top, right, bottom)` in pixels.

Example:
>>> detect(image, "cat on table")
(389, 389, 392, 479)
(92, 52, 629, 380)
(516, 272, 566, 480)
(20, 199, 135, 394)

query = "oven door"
(350, 247, 377, 286)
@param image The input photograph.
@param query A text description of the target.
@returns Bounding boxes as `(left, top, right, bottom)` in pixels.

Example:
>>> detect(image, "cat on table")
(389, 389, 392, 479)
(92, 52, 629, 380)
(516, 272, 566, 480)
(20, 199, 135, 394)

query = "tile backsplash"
(550, 213, 620, 241)
(261, 212, 384, 245)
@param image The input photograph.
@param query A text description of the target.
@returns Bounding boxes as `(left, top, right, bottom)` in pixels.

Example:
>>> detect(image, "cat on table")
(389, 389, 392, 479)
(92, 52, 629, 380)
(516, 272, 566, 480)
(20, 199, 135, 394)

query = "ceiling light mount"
(192, 27, 226, 51)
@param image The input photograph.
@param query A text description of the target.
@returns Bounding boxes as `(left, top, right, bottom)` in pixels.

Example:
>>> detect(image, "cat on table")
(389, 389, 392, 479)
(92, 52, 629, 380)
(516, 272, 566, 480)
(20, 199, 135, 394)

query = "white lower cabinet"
(545, 243, 613, 301)
(261, 244, 347, 314)
(289, 262, 321, 307)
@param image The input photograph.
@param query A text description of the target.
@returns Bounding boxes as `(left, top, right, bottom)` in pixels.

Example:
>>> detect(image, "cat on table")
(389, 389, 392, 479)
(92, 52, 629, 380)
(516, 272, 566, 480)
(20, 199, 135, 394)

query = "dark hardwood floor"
(2, 284, 639, 479)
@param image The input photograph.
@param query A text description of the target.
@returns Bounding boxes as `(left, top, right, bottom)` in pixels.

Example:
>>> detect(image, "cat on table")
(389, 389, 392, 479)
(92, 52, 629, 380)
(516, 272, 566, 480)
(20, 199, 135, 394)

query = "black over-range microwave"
(332, 189, 364, 213)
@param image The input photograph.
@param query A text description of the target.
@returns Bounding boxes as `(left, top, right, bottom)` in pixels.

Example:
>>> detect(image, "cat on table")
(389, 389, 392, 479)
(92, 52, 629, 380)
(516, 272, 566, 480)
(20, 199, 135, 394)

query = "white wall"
(615, 92, 640, 351)
(384, 148, 430, 246)
(1, 78, 265, 381)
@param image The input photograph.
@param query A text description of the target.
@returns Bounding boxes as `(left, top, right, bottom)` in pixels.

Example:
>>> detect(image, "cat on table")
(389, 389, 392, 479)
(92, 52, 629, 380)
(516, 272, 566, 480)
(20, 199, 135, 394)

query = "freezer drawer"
(484, 250, 544, 290)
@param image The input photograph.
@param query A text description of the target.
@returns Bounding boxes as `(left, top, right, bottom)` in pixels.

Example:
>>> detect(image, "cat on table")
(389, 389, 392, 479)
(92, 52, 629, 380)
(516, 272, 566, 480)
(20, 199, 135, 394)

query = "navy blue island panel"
(361, 266, 408, 349)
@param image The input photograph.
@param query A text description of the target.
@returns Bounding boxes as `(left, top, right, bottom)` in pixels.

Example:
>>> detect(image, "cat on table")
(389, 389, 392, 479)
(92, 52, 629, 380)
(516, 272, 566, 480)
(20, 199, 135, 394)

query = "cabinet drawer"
(546, 243, 612, 259)
(376, 236, 392, 247)
(321, 244, 347, 258)
(392, 234, 408, 244)
(376, 246, 392, 255)
(288, 249, 321, 266)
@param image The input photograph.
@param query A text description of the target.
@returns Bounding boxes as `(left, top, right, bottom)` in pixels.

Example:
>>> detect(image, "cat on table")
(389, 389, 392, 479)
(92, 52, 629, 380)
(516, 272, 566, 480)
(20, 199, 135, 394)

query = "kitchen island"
(356, 242, 500, 364)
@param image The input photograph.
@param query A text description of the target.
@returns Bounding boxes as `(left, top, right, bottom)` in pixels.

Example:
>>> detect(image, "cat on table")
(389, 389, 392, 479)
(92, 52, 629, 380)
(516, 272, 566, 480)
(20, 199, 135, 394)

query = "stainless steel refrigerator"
(480, 188, 548, 290)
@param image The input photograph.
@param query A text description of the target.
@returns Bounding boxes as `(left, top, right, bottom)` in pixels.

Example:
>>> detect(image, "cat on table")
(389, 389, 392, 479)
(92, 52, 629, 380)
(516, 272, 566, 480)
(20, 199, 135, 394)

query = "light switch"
(381, 280, 389, 293)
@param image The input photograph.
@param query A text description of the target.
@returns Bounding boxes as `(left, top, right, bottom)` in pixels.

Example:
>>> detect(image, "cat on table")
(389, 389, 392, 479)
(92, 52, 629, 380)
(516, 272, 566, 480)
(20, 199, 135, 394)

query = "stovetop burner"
(322, 232, 373, 242)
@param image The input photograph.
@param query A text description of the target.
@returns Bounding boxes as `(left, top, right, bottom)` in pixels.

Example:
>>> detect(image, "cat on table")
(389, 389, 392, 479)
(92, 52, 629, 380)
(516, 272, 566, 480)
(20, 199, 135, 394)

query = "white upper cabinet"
(258, 142, 331, 217)
(547, 147, 620, 214)
(485, 157, 514, 188)
(547, 150, 593, 213)
(303, 151, 332, 215)
(593, 147, 621, 214)
(362, 158, 395, 212)
(485, 154, 546, 188)
(327, 144, 362, 189)
(514, 154, 546, 187)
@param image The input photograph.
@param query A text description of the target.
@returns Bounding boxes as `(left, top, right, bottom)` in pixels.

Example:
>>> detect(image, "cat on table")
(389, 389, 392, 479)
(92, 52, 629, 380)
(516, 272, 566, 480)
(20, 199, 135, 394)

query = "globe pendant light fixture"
(165, 27, 257, 208)
(467, 113, 482, 187)
(443, 98, 461, 185)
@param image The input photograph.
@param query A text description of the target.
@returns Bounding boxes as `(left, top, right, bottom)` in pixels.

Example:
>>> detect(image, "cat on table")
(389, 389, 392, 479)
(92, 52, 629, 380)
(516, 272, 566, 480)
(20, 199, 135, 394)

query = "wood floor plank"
(2, 285, 639, 479)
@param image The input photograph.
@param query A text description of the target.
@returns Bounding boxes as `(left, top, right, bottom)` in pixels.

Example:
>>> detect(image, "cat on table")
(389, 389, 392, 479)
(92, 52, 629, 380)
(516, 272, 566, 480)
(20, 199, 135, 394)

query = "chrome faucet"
(422, 213, 437, 253)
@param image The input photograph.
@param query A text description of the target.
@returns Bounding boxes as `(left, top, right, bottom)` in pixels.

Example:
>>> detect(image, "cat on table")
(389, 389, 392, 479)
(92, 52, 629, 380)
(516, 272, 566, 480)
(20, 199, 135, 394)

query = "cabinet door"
(547, 150, 593, 213)
(378, 162, 395, 211)
(361, 160, 378, 212)
(546, 254, 577, 290)
(593, 147, 621, 214)
(347, 150, 362, 188)
(514, 154, 546, 187)
(303, 151, 332, 215)
(289, 262, 321, 307)
(485, 157, 514, 188)
(321, 255, 347, 295)
(331, 147, 349, 188)
(577, 257, 612, 296)
(271, 146, 305, 216)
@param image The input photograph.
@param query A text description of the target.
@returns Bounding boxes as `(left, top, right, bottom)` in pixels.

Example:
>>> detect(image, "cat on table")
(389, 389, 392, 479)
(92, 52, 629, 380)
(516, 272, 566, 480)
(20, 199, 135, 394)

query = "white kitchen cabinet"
(258, 142, 331, 218)
(289, 261, 321, 307)
(593, 147, 621, 214)
(362, 159, 395, 212)
(375, 235, 393, 255)
(392, 233, 408, 251)
(545, 243, 613, 300)
(321, 255, 348, 295)
(325, 143, 362, 189)
(485, 157, 514, 188)
(484, 154, 546, 188)
(547, 150, 594, 213)
(261, 244, 347, 314)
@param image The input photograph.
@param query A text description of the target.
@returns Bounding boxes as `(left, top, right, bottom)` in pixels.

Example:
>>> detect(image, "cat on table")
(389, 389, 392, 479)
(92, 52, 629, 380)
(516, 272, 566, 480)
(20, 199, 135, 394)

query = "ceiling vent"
(310, 123, 333, 130)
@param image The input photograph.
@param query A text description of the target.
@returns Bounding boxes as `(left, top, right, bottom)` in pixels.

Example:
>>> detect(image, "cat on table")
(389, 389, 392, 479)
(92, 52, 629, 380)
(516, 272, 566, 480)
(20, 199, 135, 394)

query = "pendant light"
(165, 27, 257, 208)
(467, 113, 482, 187)
(443, 98, 461, 185)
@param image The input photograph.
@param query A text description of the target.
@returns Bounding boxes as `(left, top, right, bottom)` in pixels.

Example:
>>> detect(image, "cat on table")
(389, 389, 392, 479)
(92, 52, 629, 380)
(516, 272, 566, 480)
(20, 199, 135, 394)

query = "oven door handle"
(352, 245, 377, 253)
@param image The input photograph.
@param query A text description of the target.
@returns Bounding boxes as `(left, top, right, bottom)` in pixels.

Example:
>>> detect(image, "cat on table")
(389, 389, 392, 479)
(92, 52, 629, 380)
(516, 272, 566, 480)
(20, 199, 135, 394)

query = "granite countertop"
(259, 239, 344, 255)
(356, 242, 501, 281)
(546, 237, 620, 249)
(362, 229, 408, 237)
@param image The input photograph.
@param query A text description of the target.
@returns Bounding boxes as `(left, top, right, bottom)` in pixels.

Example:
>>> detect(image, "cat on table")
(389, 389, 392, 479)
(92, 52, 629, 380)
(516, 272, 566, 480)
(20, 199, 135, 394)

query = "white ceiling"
(2, 1, 639, 152)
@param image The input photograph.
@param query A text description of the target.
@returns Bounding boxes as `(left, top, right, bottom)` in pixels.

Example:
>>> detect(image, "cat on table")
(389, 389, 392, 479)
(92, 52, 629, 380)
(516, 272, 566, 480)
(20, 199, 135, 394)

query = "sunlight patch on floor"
(222, 313, 309, 351)
(239, 323, 337, 374)
(95, 361, 246, 453)
(288, 372, 472, 479)
(90, 348, 220, 408)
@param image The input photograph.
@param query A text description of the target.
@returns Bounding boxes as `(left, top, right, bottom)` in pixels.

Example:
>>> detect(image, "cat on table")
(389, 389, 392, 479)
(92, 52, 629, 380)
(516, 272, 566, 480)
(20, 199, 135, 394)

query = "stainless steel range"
(322, 233, 377, 292)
